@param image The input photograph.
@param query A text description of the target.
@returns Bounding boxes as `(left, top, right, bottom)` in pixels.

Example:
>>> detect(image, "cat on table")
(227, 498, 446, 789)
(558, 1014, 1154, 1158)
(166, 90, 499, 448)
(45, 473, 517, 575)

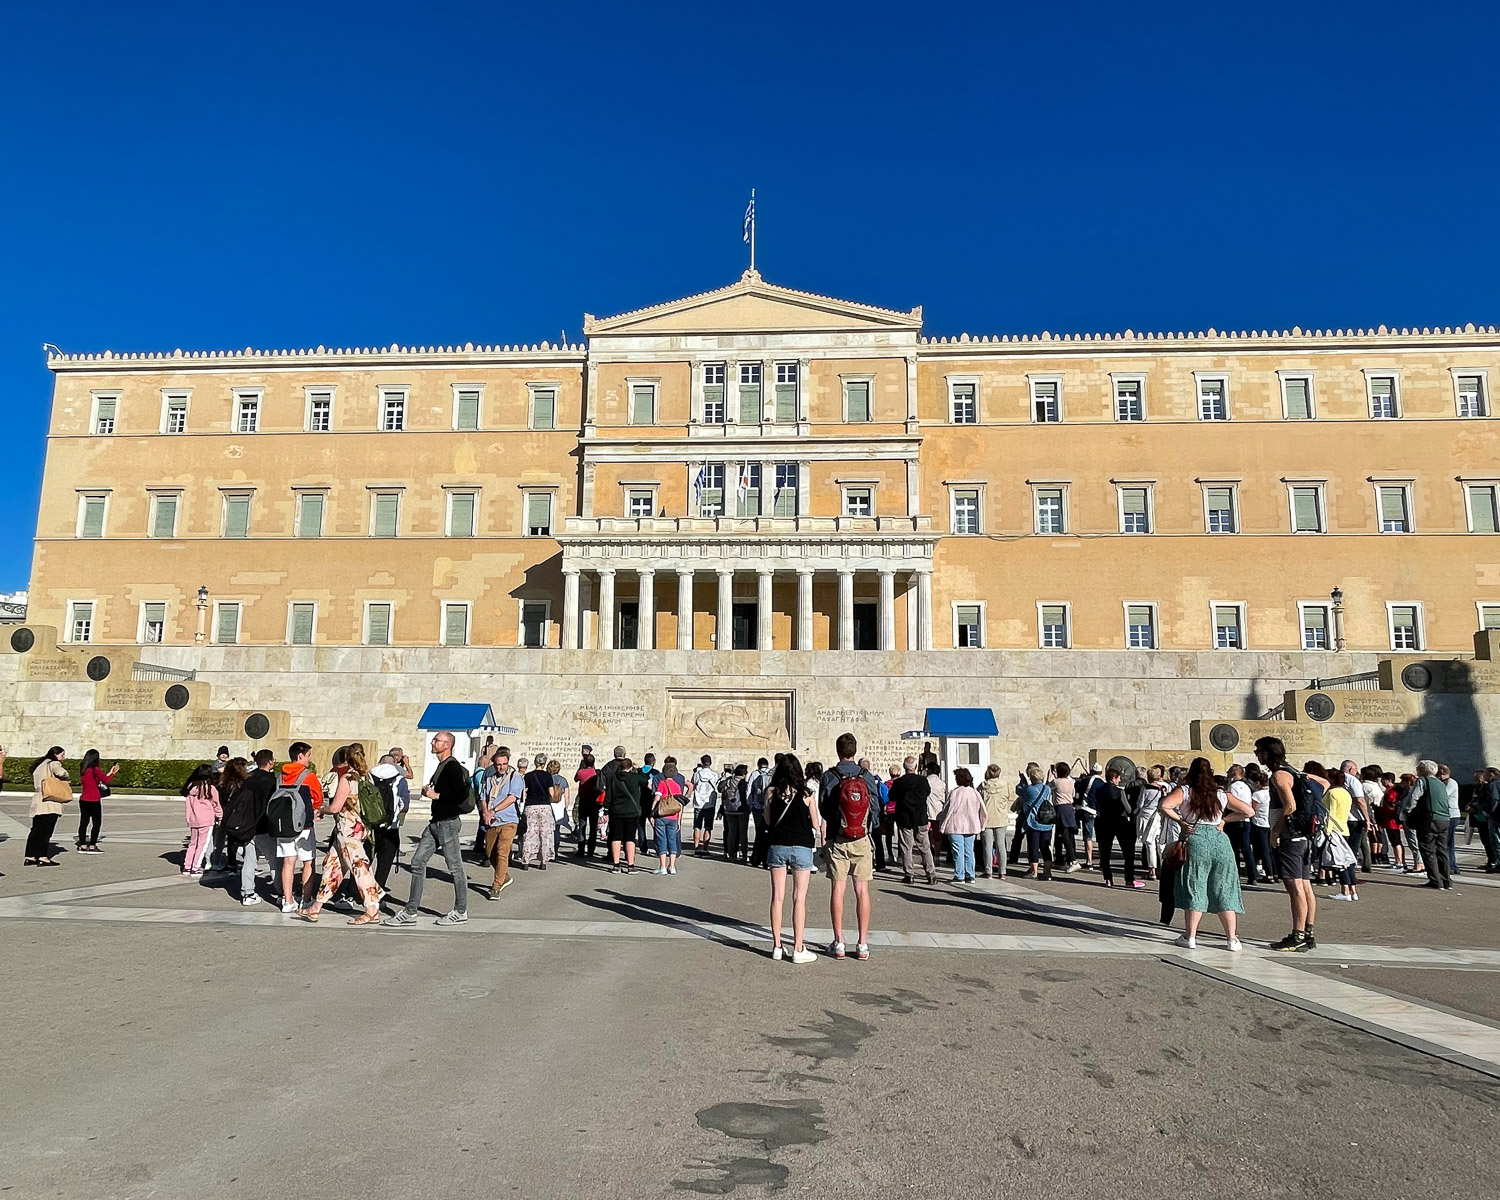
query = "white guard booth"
(923, 707, 999, 790)
(415, 702, 516, 784)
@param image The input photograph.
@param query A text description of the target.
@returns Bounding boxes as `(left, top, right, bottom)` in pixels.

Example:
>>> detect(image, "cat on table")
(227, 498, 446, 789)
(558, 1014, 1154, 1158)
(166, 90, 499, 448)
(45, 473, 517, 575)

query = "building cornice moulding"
(47, 342, 588, 375)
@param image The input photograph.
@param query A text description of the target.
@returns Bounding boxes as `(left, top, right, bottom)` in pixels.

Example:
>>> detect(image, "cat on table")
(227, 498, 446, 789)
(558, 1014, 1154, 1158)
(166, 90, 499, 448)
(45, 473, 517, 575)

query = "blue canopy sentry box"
(922, 707, 999, 787)
(415, 703, 517, 781)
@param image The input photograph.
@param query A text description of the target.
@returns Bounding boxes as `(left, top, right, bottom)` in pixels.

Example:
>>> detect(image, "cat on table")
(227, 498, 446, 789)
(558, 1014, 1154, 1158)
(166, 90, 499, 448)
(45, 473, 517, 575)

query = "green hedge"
(2, 757, 208, 792)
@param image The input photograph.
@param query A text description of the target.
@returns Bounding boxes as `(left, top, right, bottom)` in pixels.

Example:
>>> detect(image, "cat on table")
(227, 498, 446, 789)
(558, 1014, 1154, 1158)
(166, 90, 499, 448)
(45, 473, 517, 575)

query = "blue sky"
(2, 1, 1497, 590)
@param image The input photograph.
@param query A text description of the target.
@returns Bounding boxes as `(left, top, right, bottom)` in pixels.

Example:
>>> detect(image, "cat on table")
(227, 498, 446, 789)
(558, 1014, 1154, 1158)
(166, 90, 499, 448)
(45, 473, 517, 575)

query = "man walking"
(820, 733, 881, 960)
(748, 757, 772, 868)
(1414, 759, 1453, 890)
(891, 757, 936, 884)
(1437, 764, 1462, 876)
(1257, 736, 1317, 952)
(480, 746, 521, 898)
(272, 742, 323, 914)
(383, 731, 471, 926)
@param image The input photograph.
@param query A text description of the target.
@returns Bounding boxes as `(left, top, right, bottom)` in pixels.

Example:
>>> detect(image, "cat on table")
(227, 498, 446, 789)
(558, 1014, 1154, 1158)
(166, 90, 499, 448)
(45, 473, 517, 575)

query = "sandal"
(348, 912, 380, 926)
(294, 909, 321, 923)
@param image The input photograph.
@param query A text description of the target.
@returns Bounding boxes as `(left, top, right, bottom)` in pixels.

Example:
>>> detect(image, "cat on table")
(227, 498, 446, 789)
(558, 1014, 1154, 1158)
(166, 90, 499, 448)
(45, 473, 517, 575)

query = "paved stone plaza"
(3, 793, 1498, 1199)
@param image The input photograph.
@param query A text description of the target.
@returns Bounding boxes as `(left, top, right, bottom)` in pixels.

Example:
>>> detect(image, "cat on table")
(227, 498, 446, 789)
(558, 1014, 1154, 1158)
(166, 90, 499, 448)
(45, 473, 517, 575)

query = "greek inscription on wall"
(1335, 694, 1412, 724)
(562, 704, 648, 730)
(175, 710, 242, 740)
(97, 681, 163, 710)
(815, 708, 875, 725)
(20, 655, 82, 682)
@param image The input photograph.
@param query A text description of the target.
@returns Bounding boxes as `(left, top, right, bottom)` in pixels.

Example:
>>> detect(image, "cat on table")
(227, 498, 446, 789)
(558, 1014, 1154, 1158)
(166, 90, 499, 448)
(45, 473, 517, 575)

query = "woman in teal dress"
(1159, 757, 1254, 950)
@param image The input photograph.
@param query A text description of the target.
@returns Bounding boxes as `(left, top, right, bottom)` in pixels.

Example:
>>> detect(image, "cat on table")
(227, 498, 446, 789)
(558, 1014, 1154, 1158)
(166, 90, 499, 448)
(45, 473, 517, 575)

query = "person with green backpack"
(296, 744, 382, 926)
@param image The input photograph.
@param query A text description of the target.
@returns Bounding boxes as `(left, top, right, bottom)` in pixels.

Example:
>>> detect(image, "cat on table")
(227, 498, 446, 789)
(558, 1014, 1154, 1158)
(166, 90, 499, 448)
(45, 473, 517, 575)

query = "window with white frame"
(843, 486, 873, 518)
(1125, 604, 1156, 649)
(442, 602, 470, 647)
(951, 488, 980, 535)
(234, 390, 260, 433)
(629, 381, 657, 425)
(773, 463, 798, 517)
(1039, 603, 1069, 648)
(162, 391, 189, 434)
(1290, 485, 1325, 533)
(1204, 485, 1237, 534)
(529, 386, 556, 430)
(1367, 374, 1400, 419)
(1479, 603, 1500, 632)
(523, 491, 553, 537)
(454, 387, 481, 431)
(697, 464, 725, 518)
(306, 388, 333, 432)
(736, 463, 762, 517)
(1455, 372, 1489, 418)
(370, 491, 401, 538)
(288, 602, 316, 646)
(295, 491, 325, 538)
(364, 602, 393, 647)
(214, 602, 242, 645)
(380, 389, 407, 431)
(1281, 374, 1314, 420)
(92, 393, 119, 435)
(949, 381, 977, 424)
(954, 603, 983, 648)
(149, 492, 179, 539)
(1212, 603, 1245, 649)
(843, 378, 872, 423)
(1388, 603, 1421, 651)
(702, 364, 726, 424)
(520, 601, 549, 648)
(140, 601, 167, 644)
(626, 488, 656, 518)
(1300, 603, 1331, 650)
(1467, 483, 1500, 533)
(738, 363, 762, 423)
(447, 490, 478, 538)
(222, 491, 252, 539)
(68, 600, 95, 643)
(1118, 486, 1152, 534)
(1034, 487, 1066, 534)
(1197, 376, 1229, 421)
(1114, 377, 1144, 422)
(774, 362, 798, 423)
(77, 492, 108, 539)
(1376, 484, 1411, 533)
(1031, 378, 1060, 423)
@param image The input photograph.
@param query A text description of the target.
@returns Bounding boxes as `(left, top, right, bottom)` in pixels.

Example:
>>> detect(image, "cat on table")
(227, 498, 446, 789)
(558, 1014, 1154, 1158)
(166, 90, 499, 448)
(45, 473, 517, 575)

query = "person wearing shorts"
(764, 754, 820, 964)
(818, 734, 881, 961)
(276, 745, 324, 914)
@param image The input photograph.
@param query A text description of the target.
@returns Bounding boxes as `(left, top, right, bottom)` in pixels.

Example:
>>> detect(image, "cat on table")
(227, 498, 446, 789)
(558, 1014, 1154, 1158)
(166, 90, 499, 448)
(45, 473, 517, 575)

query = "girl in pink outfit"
(181, 764, 222, 876)
(938, 768, 988, 883)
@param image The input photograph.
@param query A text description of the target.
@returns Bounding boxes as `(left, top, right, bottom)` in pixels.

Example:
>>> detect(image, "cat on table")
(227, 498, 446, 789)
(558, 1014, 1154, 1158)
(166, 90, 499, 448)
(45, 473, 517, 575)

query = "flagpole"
(749, 187, 756, 272)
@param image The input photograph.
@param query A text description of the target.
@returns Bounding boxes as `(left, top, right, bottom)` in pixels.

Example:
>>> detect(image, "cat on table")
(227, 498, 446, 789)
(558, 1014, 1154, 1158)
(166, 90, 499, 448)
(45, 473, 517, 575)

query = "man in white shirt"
(690, 755, 721, 857)
(1438, 764, 1463, 876)
(1227, 764, 1262, 884)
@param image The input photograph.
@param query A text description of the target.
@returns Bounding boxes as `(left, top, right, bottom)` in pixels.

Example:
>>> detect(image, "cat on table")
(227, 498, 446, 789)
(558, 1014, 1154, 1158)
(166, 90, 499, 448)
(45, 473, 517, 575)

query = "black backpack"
(1034, 785, 1057, 827)
(221, 782, 258, 844)
(1282, 768, 1327, 840)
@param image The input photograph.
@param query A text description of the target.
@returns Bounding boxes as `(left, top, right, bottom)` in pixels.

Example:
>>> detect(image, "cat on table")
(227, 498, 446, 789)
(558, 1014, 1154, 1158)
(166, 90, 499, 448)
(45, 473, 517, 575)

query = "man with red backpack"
(818, 733, 882, 961)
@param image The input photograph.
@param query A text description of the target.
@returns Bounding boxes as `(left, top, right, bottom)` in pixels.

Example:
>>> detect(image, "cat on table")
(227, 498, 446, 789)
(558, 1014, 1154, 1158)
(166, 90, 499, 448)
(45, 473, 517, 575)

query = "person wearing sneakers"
(383, 731, 471, 927)
(480, 745, 521, 899)
(1158, 757, 1252, 950)
(1257, 736, 1318, 953)
(765, 753, 820, 964)
(651, 758, 685, 876)
(1322, 768, 1360, 902)
(818, 733, 881, 961)
(274, 744, 324, 912)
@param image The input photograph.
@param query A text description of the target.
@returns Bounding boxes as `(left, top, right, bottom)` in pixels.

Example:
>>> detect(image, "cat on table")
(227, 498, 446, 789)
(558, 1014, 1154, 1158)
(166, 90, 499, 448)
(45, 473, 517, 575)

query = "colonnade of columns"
(559, 565, 933, 652)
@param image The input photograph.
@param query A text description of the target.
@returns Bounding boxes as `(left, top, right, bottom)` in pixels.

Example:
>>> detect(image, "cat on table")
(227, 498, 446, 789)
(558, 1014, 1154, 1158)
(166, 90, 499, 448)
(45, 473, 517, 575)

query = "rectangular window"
(773, 463, 798, 517)
(702, 363, 726, 424)
(1468, 484, 1500, 533)
(1291, 486, 1324, 533)
(955, 604, 982, 649)
(521, 601, 548, 648)
(530, 388, 556, 430)
(844, 379, 871, 423)
(448, 491, 477, 538)
(1378, 485, 1411, 533)
(215, 602, 241, 645)
(1114, 378, 1144, 422)
(442, 602, 470, 647)
(949, 382, 977, 424)
(93, 395, 118, 435)
(1119, 486, 1151, 534)
(289, 602, 315, 646)
(738, 363, 762, 424)
(296, 492, 325, 538)
(1479, 604, 1500, 632)
(951, 488, 980, 535)
(1282, 375, 1313, 420)
(223, 493, 252, 539)
(736, 463, 762, 517)
(454, 388, 481, 431)
(1197, 378, 1228, 421)
(774, 362, 798, 423)
(525, 492, 552, 536)
(1032, 380, 1059, 423)
(370, 492, 400, 538)
(1205, 486, 1236, 534)
(1301, 604, 1330, 650)
(365, 602, 392, 647)
(698, 464, 726, 518)
(1035, 488, 1066, 534)
(1368, 375, 1399, 419)
(77, 493, 107, 539)
(630, 382, 656, 425)
(306, 389, 332, 432)
(1125, 604, 1156, 649)
(235, 393, 260, 433)
(1457, 374, 1488, 418)
(1040, 604, 1069, 648)
(1389, 604, 1421, 651)
(1212, 604, 1244, 649)
(627, 489, 655, 518)
(381, 391, 406, 431)
(150, 493, 179, 539)
(141, 601, 166, 644)
(844, 487, 873, 518)
(163, 392, 189, 434)
(69, 601, 94, 643)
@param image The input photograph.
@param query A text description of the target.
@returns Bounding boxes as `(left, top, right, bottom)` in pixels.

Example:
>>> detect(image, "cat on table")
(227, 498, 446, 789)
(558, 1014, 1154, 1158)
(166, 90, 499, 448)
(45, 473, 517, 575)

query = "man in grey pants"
(384, 731, 471, 926)
(889, 758, 936, 884)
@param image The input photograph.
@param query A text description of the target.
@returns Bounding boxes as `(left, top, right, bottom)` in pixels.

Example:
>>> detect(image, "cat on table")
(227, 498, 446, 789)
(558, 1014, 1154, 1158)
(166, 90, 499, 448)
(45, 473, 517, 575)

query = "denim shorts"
(767, 843, 814, 872)
(654, 817, 682, 856)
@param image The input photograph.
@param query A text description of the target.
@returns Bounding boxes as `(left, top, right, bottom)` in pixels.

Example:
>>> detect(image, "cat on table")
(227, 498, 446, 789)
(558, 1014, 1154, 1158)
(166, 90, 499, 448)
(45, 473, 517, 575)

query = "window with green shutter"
(371, 493, 399, 538)
(737, 464, 762, 517)
(1126, 605, 1155, 648)
(1369, 376, 1398, 419)
(955, 605, 982, 648)
(702, 364, 726, 424)
(455, 389, 480, 430)
(1283, 376, 1312, 420)
(1120, 487, 1150, 533)
(449, 491, 476, 537)
(738, 363, 762, 423)
(443, 604, 469, 646)
(521, 602, 548, 648)
(216, 603, 240, 645)
(525, 493, 552, 536)
(151, 494, 178, 539)
(80, 495, 106, 539)
(698, 464, 725, 518)
(531, 388, 555, 430)
(1480, 605, 1500, 631)
(366, 603, 392, 646)
(1032, 381, 1059, 423)
(1378, 486, 1410, 532)
(1291, 487, 1323, 533)
(1302, 605, 1329, 649)
(297, 492, 324, 538)
(1206, 487, 1235, 533)
(289, 603, 315, 645)
(1457, 375, 1487, 418)
(1469, 485, 1499, 533)
(1040, 605, 1068, 648)
(845, 380, 871, 422)
(773, 463, 798, 517)
(774, 363, 797, 422)
(1389, 605, 1419, 650)
(223, 494, 251, 539)
(142, 602, 166, 644)
(93, 397, 117, 435)
(630, 385, 655, 425)
(1035, 488, 1065, 534)
(70, 601, 94, 643)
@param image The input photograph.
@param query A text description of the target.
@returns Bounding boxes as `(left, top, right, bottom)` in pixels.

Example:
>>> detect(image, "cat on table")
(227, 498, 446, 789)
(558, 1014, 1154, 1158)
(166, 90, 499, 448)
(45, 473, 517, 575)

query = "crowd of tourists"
(9, 731, 1498, 960)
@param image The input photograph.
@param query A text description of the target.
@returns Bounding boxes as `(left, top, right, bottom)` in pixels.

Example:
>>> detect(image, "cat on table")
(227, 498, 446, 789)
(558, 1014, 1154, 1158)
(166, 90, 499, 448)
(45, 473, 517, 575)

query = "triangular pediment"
(584, 271, 922, 336)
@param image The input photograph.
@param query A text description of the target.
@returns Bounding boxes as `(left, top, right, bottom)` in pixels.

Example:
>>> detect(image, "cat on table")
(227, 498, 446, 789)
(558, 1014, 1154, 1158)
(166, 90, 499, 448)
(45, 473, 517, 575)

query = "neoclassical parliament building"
(7, 271, 1500, 769)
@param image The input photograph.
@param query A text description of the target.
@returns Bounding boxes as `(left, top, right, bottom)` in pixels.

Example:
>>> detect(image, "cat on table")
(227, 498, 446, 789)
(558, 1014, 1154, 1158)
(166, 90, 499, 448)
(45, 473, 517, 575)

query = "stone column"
(756, 567, 774, 651)
(562, 568, 580, 650)
(905, 574, 918, 650)
(878, 568, 895, 651)
(716, 567, 734, 650)
(637, 569, 655, 651)
(598, 568, 616, 651)
(796, 568, 814, 651)
(676, 568, 694, 650)
(838, 568, 855, 651)
(916, 569, 933, 651)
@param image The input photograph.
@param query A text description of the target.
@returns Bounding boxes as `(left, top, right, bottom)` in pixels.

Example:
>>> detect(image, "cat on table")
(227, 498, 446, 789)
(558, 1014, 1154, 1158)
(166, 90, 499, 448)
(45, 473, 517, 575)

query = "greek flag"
(691, 464, 706, 502)
(742, 195, 755, 243)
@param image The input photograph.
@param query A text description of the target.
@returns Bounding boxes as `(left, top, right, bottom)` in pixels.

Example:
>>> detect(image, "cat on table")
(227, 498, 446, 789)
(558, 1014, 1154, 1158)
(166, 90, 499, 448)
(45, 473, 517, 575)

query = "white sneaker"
(1351, 892, 1360, 901)
(241, 894, 262, 907)
(1329, 892, 1353, 901)
(771, 945, 785, 961)
(435, 910, 469, 926)
(1173, 934, 1197, 948)
(653, 867, 668, 876)
(828, 940, 846, 959)
(1226, 938, 1243, 951)
(280, 900, 298, 914)
(791, 948, 817, 965)
(1065, 863, 1082, 873)
(667, 866, 677, 875)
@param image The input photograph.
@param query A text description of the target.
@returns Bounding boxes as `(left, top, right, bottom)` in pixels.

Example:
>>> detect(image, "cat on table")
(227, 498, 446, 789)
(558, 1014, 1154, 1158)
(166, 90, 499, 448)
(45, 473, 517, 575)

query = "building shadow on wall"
(1372, 662, 1488, 775)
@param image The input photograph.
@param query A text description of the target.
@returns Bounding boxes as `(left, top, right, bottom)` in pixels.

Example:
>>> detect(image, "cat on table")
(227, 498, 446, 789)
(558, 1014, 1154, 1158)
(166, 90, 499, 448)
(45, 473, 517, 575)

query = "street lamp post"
(195, 585, 209, 644)
(1331, 587, 1345, 652)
